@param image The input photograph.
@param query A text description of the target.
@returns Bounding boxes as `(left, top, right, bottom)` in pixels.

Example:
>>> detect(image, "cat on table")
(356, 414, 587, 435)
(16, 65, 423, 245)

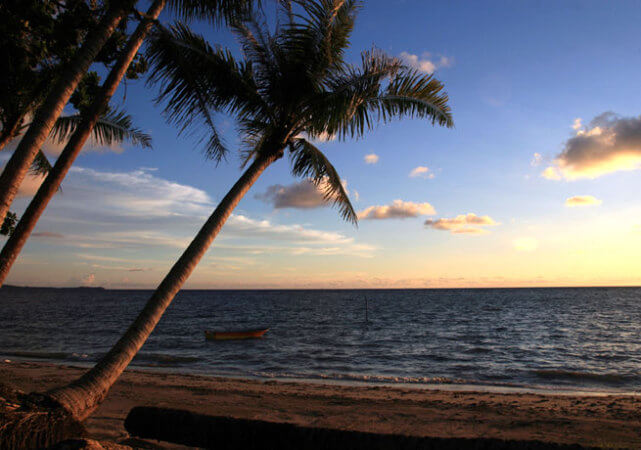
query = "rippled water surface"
(1, 287, 641, 392)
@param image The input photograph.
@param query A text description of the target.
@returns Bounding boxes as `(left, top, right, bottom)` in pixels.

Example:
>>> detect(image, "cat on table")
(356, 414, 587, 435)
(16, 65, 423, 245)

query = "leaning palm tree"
(0, 110, 151, 237)
(2, 1, 451, 446)
(0, 0, 256, 239)
(0, 0, 257, 282)
(0, 0, 136, 224)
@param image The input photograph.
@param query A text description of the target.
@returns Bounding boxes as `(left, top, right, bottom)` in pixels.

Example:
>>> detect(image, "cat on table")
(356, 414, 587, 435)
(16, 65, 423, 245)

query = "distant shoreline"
(1, 360, 640, 447)
(2, 284, 641, 291)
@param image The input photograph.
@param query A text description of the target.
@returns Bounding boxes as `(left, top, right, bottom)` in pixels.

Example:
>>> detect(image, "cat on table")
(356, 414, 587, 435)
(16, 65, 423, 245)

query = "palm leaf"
(168, 0, 255, 26)
(48, 111, 152, 149)
(289, 137, 356, 224)
(29, 150, 53, 177)
(147, 24, 240, 162)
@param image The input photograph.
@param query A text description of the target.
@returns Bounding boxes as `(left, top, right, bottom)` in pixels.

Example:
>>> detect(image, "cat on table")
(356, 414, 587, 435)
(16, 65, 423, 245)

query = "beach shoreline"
(2, 360, 641, 448)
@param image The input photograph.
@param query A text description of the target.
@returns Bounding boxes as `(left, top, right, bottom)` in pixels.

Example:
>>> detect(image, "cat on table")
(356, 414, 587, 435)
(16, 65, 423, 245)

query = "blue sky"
(5, 0, 641, 288)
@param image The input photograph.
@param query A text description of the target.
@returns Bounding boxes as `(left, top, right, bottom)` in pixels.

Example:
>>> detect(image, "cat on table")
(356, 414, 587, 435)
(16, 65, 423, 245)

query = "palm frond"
(289, 137, 356, 224)
(93, 109, 153, 149)
(302, 51, 452, 140)
(49, 111, 152, 149)
(284, 0, 359, 76)
(29, 150, 53, 177)
(168, 0, 255, 26)
(380, 68, 453, 127)
(147, 23, 277, 162)
(302, 49, 402, 139)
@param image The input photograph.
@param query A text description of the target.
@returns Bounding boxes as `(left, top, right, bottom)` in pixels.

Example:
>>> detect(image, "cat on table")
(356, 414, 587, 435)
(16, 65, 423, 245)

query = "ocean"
(1, 286, 640, 393)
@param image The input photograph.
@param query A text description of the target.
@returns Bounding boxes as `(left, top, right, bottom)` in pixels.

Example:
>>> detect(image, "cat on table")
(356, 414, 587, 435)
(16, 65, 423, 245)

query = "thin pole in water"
(364, 295, 369, 324)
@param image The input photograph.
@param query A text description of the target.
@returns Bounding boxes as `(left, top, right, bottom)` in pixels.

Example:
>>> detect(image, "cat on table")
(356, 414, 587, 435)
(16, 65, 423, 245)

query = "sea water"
(1, 286, 640, 393)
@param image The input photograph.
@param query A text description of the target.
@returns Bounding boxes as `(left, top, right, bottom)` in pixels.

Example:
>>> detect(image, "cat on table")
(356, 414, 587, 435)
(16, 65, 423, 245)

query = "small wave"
(251, 370, 467, 385)
(133, 353, 203, 367)
(1, 351, 89, 361)
(532, 369, 634, 384)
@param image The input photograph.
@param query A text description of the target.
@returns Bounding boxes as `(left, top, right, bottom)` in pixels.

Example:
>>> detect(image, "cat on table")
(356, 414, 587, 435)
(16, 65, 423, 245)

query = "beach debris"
(124, 406, 596, 449)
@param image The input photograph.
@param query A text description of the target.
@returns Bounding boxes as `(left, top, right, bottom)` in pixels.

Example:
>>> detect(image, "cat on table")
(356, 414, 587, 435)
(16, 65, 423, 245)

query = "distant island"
(1, 284, 106, 291)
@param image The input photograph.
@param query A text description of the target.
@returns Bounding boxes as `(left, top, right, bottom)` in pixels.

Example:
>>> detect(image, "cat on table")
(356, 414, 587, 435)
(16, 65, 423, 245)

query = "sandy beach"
(1, 360, 641, 448)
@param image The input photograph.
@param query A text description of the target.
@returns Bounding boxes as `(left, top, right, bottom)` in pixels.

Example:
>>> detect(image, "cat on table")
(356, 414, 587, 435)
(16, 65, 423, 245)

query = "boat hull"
(205, 328, 269, 341)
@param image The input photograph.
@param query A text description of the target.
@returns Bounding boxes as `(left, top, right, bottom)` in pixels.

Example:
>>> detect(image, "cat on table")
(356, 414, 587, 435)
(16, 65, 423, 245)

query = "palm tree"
(38, 0, 452, 424)
(0, 0, 136, 225)
(0, 0, 257, 283)
(0, 110, 151, 236)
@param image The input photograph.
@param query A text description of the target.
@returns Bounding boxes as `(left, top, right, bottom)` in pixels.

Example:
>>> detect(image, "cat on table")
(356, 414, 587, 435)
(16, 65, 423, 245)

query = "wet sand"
(1, 360, 641, 448)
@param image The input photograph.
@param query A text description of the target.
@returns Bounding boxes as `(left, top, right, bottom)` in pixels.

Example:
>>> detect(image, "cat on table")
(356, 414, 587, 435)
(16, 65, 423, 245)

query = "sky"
(4, 0, 641, 289)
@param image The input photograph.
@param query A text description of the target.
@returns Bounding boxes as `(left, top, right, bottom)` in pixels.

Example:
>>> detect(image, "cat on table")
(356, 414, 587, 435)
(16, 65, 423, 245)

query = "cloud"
(424, 213, 499, 235)
(541, 166, 562, 180)
(530, 153, 542, 167)
(358, 200, 436, 220)
(572, 118, 582, 130)
(408, 166, 434, 179)
(513, 237, 538, 252)
(225, 214, 353, 244)
(81, 273, 96, 286)
(6, 165, 378, 290)
(32, 231, 64, 238)
(68, 166, 213, 218)
(400, 51, 453, 74)
(542, 112, 641, 180)
(364, 153, 379, 164)
(255, 178, 349, 210)
(565, 195, 602, 207)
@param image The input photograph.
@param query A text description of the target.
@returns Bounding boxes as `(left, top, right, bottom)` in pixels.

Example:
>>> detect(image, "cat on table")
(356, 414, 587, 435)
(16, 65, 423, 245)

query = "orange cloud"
(543, 113, 641, 180)
(425, 213, 499, 235)
(409, 166, 434, 179)
(364, 153, 379, 164)
(358, 200, 436, 220)
(565, 195, 602, 207)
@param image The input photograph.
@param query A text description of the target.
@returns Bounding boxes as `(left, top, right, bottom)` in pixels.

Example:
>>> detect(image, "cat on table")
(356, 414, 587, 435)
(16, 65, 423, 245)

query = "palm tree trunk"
(0, 1, 133, 224)
(0, 0, 166, 287)
(46, 150, 282, 421)
(0, 116, 23, 151)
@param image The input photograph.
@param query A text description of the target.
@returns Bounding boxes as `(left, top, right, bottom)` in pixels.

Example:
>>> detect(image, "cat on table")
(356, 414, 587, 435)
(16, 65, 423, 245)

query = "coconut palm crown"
(148, 0, 453, 224)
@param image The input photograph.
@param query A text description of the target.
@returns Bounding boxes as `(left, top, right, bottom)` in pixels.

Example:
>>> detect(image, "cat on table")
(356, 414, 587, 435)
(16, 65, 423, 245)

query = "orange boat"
(204, 328, 269, 341)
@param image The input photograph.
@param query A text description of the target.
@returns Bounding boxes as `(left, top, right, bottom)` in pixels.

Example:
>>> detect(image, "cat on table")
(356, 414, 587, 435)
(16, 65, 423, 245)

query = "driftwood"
(125, 406, 594, 450)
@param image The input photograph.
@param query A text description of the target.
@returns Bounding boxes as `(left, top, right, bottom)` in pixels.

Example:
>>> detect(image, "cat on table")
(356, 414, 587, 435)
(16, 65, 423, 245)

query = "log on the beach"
(124, 406, 594, 450)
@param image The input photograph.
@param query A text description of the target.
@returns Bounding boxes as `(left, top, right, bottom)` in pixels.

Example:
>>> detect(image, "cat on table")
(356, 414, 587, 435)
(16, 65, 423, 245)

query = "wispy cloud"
(424, 213, 499, 235)
(358, 200, 436, 220)
(32, 231, 64, 239)
(408, 166, 434, 179)
(543, 113, 641, 180)
(530, 152, 543, 167)
(400, 51, 453, 74)
(13, 166, 372, 262)
(364, 153, 379, 164)
(565, 195, 602, 207)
